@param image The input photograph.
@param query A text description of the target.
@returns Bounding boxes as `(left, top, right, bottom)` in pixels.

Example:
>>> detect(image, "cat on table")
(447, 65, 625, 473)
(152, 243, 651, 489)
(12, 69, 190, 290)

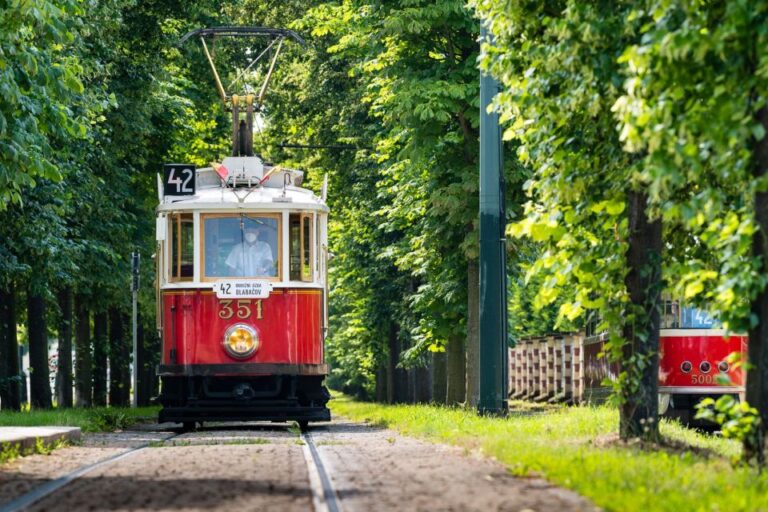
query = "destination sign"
(214, 280, 273, 299)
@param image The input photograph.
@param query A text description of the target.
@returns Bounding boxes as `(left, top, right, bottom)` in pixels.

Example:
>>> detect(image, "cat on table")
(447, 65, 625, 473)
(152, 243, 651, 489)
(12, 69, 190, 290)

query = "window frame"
(300, 213, 314, 282)
(199, 212, 282, 282)
(168, 213, 194, 283)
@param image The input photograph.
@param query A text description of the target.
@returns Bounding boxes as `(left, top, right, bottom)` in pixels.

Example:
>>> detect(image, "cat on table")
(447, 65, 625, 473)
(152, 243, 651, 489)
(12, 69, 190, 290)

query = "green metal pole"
(478, 26, 508, 415)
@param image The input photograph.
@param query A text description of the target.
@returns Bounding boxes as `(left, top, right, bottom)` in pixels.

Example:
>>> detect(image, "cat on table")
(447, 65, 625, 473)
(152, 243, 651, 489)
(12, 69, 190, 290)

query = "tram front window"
(203, 214, 279, 279)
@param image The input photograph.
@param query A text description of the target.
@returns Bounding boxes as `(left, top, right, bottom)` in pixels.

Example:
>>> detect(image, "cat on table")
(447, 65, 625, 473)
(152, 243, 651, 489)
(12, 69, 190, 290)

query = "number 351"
(219, 299, 263, 320)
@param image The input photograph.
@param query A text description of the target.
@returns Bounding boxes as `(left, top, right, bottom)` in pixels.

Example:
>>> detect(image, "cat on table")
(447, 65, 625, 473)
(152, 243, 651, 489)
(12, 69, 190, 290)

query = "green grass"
(0, 406, 160, 433)
(330, 396, 766, 512)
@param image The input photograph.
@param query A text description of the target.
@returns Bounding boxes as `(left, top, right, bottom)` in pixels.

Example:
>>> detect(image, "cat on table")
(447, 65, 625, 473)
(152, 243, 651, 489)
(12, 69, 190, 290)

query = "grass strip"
(0, 406, 160, 433)
(330, 395, 766, 512)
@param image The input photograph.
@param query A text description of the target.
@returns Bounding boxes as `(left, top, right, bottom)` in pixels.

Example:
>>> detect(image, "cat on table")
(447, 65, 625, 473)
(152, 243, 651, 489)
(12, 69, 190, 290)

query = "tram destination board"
(214, 280, 274, 299)
(163, 163, 196, 196)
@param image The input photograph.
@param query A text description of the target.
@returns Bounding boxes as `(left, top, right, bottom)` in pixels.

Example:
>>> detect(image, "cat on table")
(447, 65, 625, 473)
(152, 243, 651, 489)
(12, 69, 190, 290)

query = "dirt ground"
(0, 419, 597, 511)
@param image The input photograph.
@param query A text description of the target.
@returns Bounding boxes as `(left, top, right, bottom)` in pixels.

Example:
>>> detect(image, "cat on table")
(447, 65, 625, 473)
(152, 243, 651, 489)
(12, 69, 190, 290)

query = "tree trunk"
(92, 311, 108, 406)
(0, 283, 21, 411)
(465, 259, 480, 407)
(56, 287, 73, 408)
(74, 294, 92, 407)
(746, 104, 768, 463)
(446, 333, 466, 405)
(27, 291, 52, 409)
(375, 360, 388, 402)
(414, 363, 431, 403)
(109, 307, 129, 406)
(386, 321, 408, 404)
(620, 190, 662, 441)
(136, 314, 156, 406)
(432, 350, 447, 404)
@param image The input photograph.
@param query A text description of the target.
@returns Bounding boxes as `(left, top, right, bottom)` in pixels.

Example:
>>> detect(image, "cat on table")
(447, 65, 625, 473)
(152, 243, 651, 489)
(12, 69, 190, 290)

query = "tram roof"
(157, 168, 329, 213)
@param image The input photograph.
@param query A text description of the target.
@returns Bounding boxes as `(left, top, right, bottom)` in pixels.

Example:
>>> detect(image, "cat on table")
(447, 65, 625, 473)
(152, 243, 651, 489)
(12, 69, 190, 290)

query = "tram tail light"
(680, 361, 692, 373)
(223, 324, 259, 359)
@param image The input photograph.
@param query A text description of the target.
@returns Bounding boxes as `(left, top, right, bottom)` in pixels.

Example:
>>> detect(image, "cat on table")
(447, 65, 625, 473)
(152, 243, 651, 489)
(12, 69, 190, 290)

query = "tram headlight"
(223, 324, 259, 359)
(718, 361, 729, 373)
(700, 361, 712, 374)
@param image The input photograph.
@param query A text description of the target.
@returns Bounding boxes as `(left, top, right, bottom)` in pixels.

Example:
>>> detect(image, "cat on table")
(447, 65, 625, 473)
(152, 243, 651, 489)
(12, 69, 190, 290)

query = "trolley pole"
(478, 26, 508, 416)
(131, 251, 140, 408)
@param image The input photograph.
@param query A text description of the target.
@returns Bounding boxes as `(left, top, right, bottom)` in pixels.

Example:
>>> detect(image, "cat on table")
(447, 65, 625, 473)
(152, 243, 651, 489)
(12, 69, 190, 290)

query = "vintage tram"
(658, 302, 747, 422)
(153, 27, 330, 429)
(154, 156, 331, 429)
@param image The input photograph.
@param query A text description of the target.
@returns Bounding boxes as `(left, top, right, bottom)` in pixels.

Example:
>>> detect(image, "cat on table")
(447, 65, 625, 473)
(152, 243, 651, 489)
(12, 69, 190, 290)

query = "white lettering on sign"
(214, 280, 273, 299)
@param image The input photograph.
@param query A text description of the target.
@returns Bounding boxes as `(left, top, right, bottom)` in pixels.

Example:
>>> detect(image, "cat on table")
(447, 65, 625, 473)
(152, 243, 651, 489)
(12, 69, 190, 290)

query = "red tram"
(153, 27, 330, 429)
(154, 156, 331, 429)
(658, 302, 747, 422)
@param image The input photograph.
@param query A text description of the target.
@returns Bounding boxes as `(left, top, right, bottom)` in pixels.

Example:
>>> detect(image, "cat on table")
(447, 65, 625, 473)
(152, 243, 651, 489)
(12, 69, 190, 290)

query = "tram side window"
(661, 301, 680, 329)
(289, 213, 313, 282)
(170, 213, 194, 281)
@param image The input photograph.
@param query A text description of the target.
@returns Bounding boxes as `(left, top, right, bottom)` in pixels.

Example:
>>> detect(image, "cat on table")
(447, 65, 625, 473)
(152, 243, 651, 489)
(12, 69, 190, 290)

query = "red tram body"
(154, 156, 331, 428)
(658, 305, 746, 420)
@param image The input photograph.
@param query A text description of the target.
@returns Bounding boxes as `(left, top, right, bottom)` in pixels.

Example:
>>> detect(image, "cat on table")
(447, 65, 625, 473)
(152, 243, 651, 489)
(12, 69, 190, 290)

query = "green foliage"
(0, 0, 87, 207)
(612, 1, 768, 333)
(85, 408, 131, 432)
(332, 394, 768, 512)
(696, 396, 762, 466)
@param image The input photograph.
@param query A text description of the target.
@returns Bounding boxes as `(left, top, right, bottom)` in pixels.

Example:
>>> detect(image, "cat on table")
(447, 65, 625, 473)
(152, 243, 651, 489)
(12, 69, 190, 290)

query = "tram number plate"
(214, 280, 273, 299)
(163, 164, 196, 196)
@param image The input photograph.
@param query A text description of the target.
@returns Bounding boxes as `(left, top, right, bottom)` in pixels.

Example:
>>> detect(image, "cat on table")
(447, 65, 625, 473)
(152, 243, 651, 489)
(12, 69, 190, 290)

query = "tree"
(475, 0, 663, 439)
(612, 0, 768, 458)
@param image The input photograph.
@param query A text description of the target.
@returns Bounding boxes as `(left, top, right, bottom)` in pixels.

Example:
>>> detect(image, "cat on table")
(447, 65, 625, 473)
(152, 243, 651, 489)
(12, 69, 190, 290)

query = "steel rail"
(0, 432, 181, 512)
(301, 431, 342, 512)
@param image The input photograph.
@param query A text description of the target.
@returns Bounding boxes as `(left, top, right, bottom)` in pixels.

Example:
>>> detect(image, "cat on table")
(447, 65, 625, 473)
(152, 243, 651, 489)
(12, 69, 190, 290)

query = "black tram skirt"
(156, 367, 331, 424)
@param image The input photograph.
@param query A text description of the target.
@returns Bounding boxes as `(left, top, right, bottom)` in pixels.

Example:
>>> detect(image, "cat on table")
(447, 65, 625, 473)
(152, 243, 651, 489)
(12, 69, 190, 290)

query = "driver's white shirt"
(225, 241, 274, 276)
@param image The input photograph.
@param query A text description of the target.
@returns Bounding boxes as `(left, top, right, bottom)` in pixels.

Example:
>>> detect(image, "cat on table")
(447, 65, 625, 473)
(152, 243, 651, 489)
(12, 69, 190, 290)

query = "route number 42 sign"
(163, 164, 196, 196)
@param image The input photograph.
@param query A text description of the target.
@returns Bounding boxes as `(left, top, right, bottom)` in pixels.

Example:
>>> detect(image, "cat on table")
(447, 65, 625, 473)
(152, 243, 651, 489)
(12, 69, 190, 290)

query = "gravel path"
(310, 420, 596, 512)
(0, 420, 596, 511)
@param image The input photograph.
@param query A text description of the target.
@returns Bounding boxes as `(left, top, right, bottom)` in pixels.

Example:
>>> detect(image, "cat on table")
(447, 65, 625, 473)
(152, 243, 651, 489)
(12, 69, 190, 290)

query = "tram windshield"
(661, 301, 717, 329)
(203, 214, 279, 279)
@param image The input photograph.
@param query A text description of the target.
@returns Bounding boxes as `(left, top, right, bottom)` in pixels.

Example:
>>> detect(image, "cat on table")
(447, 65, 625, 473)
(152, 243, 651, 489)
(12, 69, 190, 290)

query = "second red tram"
(658, 303, 747, 422)
(154, 155, 331, 428)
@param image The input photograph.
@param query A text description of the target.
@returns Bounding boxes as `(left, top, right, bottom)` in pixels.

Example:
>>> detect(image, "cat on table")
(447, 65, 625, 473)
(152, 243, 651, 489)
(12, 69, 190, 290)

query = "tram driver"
(225, 224, 276, 277)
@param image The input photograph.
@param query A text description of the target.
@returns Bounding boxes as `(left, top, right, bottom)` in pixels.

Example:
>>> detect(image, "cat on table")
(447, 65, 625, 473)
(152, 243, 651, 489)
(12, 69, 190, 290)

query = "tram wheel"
(298, 420, 309, 432)
(182, 421, 196, 432)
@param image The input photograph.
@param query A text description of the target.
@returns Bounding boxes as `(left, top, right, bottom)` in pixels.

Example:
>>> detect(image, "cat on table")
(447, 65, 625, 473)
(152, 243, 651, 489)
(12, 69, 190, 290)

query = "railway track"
(301, 430, 343, 512)
(0, 431, 183, 512)
(0, 425, 342, 512)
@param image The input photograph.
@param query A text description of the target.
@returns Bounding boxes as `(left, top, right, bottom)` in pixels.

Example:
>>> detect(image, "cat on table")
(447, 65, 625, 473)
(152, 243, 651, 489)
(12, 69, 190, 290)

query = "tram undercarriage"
(157, 373, 331, 425)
